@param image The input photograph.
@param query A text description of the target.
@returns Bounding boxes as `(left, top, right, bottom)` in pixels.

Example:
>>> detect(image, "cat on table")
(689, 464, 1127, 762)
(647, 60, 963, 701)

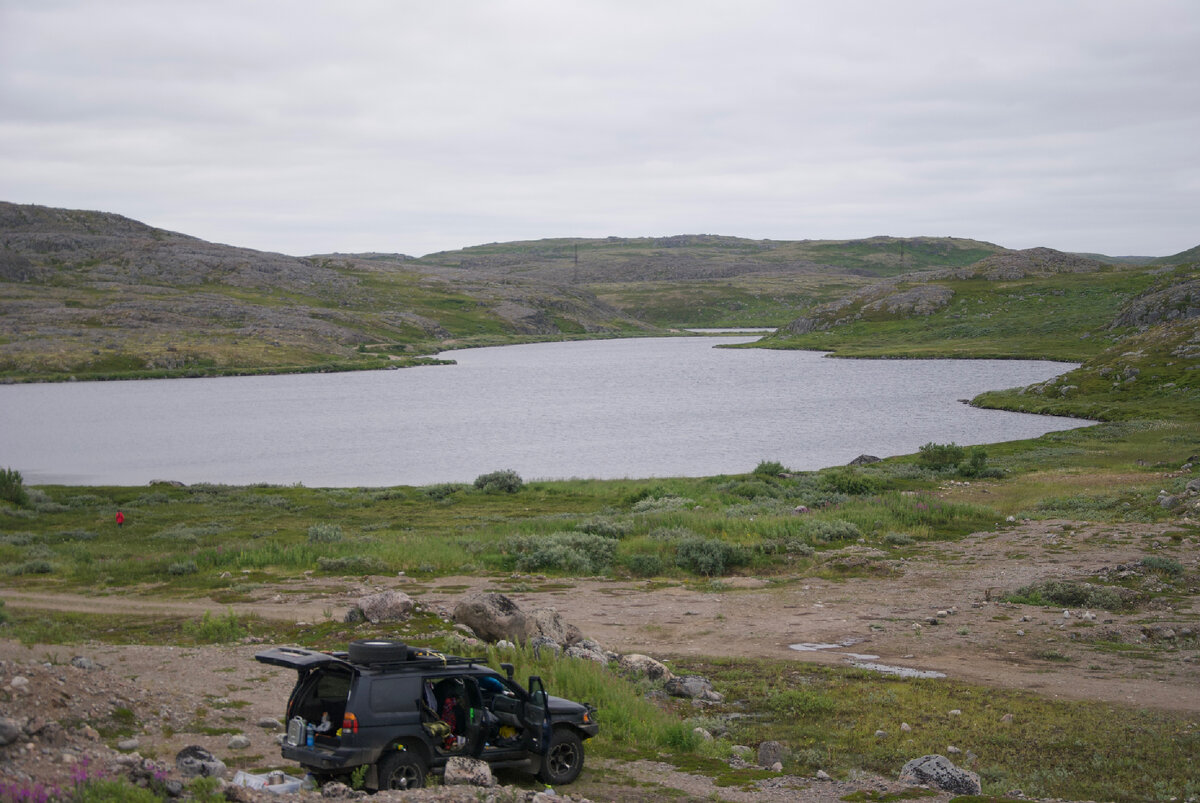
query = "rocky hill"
(0, 203, 652, 381)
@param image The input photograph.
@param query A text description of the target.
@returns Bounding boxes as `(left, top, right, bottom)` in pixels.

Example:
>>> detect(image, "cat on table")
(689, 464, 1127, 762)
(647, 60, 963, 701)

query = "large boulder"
(454, 592, 529, 643)
(0, 717, 21, 746)
(175, 745, 227, 779)
(357, 590, 414, 623)
(618, 654, 673, 682)
(443, 756, 495, 787)
(898, 754, 981, 795)
(757, 740, 786, 768)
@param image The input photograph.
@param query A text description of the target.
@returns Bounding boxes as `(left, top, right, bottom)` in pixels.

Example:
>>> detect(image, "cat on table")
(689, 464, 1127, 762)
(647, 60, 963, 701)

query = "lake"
(0, 336, 1089, 487)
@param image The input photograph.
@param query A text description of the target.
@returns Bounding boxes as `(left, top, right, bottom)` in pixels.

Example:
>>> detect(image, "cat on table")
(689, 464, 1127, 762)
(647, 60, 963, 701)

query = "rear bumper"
(281, 742, 378, 771)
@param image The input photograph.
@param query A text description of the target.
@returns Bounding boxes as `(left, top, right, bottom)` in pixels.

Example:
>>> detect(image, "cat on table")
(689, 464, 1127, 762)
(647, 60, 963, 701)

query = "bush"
(918, 442, 965, 470)
(632, 495, 694, 513)
(819, 468, 878, 495)
(307, 523, 344, 543)
(510, 532, 616, 575)
(883, 532, 915, 546)
(576, 516, 633, 538)
(753, 460, 786, 477)
(647, 526, 701, 541)
(674, 537, 747, 577)
(5, 560, 52, 575)
(721, 480, 782, 499)
(0, 467, 29, 507)
(1140, 555, 1184, 576)
(0, 599, 7, 626)
(623, 553, 665, 577)
(803, 519, 862, 543)
(1007, 581, 1133, 612)
(167, 560, 198, 575)
(184, 610, 247, 643)
(474, 470, 524, 493)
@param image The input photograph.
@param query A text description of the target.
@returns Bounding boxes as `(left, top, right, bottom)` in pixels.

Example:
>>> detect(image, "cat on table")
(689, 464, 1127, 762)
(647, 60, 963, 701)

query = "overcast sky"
(1, 1, 1197, 258)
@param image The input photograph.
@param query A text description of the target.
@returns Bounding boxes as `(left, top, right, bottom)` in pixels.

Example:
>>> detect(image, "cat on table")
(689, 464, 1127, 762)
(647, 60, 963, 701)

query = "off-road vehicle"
(255, 639, 598, 790)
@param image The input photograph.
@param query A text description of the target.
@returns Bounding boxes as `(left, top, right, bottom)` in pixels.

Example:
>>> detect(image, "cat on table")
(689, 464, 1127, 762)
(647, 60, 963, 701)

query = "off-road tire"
(348, 639, 408, 664)
(537, 726, 584, 785)
(376, 748, 426, 790)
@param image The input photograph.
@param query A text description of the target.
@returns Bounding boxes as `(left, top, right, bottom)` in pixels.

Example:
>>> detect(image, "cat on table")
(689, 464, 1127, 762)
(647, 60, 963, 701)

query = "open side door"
(522, 676, 551, 754)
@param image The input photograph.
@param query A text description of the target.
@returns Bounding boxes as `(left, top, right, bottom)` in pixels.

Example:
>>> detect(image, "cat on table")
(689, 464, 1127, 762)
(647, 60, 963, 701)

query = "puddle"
(789, 642, 844, 652)
(850, 662, 946, 679)
(842, 652, 880, 661)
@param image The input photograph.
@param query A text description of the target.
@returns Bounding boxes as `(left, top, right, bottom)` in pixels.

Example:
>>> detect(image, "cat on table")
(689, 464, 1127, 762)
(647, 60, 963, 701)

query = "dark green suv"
(255, 639, 598, 790)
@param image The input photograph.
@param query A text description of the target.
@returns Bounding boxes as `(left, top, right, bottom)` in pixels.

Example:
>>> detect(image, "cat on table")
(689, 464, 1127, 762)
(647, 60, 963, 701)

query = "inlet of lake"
(0, 336, 1091, 487)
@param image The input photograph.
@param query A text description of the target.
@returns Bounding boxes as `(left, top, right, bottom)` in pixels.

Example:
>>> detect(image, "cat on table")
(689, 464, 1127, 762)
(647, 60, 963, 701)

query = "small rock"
(117, 738, 140, 751)
(947, 745, 961, 754)
(900, 722, 912, 732)
(70, 656, 97, 671)
(730, 745, 752, 757)
(948, 709, 962, 716)
(899, 754, 982, 795)
(256, 717, 283, 731)
(693, 727, 714, 741)
(176, 745, 227, 779)
(618, 654, 673, 682)
(771, 761, 783, 772)
(10, 676, 29, 691)
(79, 725, 100, 741)
(531, 636, 561, 659)
(874, 729, 887, 738)
(0, 717, 21, 746)
(496, 640, 516, 650)
(228, 734, 251, 750)
(1000, 713, 1014, 723)
(815, 769, 831, 780)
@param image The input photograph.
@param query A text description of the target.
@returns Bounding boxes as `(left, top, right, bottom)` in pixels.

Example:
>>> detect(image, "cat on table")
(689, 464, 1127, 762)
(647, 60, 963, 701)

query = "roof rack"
(353, 653, 494, 670)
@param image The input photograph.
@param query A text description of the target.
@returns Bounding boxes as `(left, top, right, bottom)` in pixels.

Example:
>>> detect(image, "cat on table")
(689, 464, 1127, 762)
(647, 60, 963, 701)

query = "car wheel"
(537, 727, 584, 785)
(377, 748, 426, 790)
(347, 638, 408, 664)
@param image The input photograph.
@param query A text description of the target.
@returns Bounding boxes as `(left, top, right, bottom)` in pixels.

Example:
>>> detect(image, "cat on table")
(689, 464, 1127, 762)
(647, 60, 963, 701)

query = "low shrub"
(576, 516, 633, 539)
(757, 538, 815, 557)
(474, 470, 524, 493)
(1007, 580, 1134, 612)
(754, 460, 787, 477)
(803, 519, 862, 543)
(167, 560, 198, 576)
(0, 532, 34, 546)
(509, 532, 617, 575)
(769, 688, 835, 718)
(720, 480, 783, 499)
(5, 560, 53, 575)
(1140, 555, 1184, 576)
(883, 532, 915, 546)
(623, 553, 665, 577)
(819, 468, 879, 495)
(647, 526, 700, 541)
(183, 610, 247, 643)
(307, 523, 344, 543)
(0, 599, 7, 626)
(421, 483, 467, 500)
(632, 495, 694, 513)
(674, 537, 748, 577)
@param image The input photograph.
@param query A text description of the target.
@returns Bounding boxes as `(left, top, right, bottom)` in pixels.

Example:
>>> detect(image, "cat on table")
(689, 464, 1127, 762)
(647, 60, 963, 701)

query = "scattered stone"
(256, 717, 283, 731)
(564, 643, 608, 664)
(900, 722, 912, 732)
(948, 709, 962, 716)
(175, 745, 227, 778)
(495, 640, 516, 650)
(70, 656, 97, 671)
(443, 756, 495, 787)
(1000, 713, 1014, 723)
(899, 754, 981, 795)
(947, 745, 962, 754)
(848, 454, 881, 466)
(815, 769, 832, 781)
(10, 675, 29, 691)
(531, 636, 561, 659)
(228, 734, 251, 750)
(342, 607, 365, 624)
(874, 730, 887, 738)
(693, 727, 714, 741)
(79, 725, 100, 741)
(665, 674, 722, 702)
(320, 781, 361, 798)
(117, 738, 140, 751)
(357, 590, 414, 623)
(730, 745, 752, 757)
(0, 717, 21, 746)
(757, 740, 786, 768)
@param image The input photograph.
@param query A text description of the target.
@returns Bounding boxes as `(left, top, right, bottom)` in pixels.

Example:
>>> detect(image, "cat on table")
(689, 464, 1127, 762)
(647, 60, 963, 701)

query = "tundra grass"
(680, 656, 1199, 803)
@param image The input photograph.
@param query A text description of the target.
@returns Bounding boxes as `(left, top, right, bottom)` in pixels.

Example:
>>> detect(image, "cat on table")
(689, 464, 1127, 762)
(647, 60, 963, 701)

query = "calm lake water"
(0, 336, 1089, 487)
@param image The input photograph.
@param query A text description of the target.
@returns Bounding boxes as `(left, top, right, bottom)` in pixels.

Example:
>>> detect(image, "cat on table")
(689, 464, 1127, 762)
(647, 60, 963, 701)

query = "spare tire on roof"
(348, 639, 408, 664)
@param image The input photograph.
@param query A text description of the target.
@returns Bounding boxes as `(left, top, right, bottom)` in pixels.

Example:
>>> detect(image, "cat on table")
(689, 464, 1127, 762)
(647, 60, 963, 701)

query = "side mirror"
(500, 662, 514, 681)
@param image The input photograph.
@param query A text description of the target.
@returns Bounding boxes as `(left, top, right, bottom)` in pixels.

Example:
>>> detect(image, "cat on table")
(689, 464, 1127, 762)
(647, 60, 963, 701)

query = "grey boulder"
(899, 754, 981, 795)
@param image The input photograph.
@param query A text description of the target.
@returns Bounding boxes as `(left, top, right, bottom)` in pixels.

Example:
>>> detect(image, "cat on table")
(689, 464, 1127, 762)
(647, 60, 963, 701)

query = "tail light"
(342, 713, 358, 734)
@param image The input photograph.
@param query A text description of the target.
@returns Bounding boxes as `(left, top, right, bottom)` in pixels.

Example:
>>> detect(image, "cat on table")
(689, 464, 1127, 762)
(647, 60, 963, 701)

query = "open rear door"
(255, 646, 347, 671)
